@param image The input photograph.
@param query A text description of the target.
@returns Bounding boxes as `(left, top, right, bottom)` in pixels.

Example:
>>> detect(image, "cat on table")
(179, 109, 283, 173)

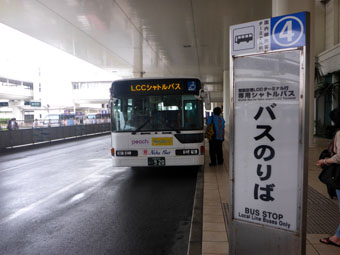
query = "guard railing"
(0, 123, 110, 150)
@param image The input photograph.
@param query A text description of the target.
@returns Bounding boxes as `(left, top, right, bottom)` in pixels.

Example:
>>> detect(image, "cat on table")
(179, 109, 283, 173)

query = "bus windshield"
(111, 94, 203, 132)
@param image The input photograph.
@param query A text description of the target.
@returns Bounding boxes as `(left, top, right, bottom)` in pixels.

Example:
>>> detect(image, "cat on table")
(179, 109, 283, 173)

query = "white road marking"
(69, 193, 85, 203)
(87, 158, 112, 162)
(0, 154, 67, 173)
(0, 157, 110, 173)
(0, 165, 111, 224)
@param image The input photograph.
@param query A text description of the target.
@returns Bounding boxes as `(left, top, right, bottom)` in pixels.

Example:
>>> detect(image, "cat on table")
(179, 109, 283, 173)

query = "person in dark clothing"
(206, 107, 225, 166)
(317, 108, 340, 247)
(7, 118, 18, 130)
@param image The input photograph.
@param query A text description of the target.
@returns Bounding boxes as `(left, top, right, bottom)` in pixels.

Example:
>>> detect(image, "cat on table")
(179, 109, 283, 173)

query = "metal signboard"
(0, 102, 9, 107)
(229, 12, 309, 255)
(30, 101, 41, 107)
(231, 12, 306, 55)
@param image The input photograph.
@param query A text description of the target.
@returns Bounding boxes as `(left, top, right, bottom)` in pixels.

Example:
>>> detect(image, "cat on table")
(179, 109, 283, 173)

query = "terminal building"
(0, 75, 112, 127)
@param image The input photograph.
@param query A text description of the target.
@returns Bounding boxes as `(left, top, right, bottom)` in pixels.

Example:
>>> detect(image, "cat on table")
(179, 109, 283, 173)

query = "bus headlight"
(175, 149, 199, 155)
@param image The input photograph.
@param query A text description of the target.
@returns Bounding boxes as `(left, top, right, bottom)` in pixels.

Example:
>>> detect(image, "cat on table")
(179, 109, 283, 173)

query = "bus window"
(112, 99, 125, 130)
(184, 100, 202, 128)
(111, 95, 203, 132)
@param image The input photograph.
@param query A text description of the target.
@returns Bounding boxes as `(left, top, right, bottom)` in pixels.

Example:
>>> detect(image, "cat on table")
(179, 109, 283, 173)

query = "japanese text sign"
(233, 50, 301, 232)
(111, 78, 200, 97)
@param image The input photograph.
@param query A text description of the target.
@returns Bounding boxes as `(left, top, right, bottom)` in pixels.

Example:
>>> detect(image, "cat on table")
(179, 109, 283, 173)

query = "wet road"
(0, 136, 199, 255)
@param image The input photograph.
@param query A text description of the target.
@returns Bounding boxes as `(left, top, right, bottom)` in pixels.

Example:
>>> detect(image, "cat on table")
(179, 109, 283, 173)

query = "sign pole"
(229, 12, 309, 255)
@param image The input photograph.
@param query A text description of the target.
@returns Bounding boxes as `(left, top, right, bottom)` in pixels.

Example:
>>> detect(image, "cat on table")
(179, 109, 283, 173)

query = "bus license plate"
(148, 157, 166, 166)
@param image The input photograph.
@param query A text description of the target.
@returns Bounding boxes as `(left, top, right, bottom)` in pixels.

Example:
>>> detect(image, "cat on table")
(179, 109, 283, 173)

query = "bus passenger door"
(183, 100, 199, 128)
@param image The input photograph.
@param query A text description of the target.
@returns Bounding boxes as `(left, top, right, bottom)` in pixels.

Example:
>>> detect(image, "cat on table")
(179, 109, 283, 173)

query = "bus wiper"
(165, 123, 181, 133)
(132, 117, 151, 134)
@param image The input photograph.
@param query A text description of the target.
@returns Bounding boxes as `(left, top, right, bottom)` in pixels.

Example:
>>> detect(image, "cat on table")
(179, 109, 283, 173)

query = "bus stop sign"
(231, 12, 306, 56)
(229, 12, 309, 255)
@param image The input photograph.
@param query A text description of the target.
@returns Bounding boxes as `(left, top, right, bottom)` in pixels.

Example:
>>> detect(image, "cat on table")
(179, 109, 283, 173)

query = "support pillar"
(223, 70, 229, 136)
(132, 28, 143, 78)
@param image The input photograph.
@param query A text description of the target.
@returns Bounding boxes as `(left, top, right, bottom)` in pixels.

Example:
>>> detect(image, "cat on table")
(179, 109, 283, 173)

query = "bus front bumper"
(111, 155, 204, 167)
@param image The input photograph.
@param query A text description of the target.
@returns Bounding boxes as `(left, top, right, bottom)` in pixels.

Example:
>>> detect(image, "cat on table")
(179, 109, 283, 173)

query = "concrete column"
(272, 0, 315, 145)
(223, 70, 229, 135)
(315, 1, 326, 55)
(132, 28, 143, 78)
(272, 0, 313, 15)
(8, 100, 22, 120)
(325, 0, 339, 48)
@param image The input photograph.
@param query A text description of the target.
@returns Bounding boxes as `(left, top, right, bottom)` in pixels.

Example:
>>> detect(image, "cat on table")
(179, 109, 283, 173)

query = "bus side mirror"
(199, 89, 211, 110)
(205, 101, 211, 111)
(112, 99, 119, 106)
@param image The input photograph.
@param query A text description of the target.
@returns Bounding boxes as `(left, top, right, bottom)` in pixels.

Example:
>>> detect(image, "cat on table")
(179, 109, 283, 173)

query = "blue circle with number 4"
(271, 12, 305, 50)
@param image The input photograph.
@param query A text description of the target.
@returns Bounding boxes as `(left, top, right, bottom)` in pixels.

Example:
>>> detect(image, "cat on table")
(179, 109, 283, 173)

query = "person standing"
(317, 108, 340, 247)
(33, 119, 39, 128)
(6, 119, 12, 130)
(207, 107, 225, 166)
(7, 118, 18, 130)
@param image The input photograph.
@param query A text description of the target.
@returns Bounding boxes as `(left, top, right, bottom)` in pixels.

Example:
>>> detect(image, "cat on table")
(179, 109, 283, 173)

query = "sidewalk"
(202, 139, 340, 255)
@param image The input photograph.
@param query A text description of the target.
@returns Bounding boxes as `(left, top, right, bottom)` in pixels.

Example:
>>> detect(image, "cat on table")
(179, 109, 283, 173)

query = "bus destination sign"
(111, 78, 201, 97)
(130, 82, 182, 92)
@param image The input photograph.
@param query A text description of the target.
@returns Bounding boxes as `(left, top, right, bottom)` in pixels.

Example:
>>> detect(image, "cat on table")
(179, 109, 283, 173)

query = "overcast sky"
(0, 23, 121, 106)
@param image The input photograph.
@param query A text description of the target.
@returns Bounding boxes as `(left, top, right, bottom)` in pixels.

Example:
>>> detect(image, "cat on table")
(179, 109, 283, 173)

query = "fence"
(0, 123, 110, 150)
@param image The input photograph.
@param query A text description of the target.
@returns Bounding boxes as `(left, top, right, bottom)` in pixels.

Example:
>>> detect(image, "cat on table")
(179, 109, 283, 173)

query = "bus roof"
(110, 78, 201, 97)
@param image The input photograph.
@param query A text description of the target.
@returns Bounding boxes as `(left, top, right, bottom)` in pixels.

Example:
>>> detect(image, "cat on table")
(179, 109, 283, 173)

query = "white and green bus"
(110, 78, 205, 167)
